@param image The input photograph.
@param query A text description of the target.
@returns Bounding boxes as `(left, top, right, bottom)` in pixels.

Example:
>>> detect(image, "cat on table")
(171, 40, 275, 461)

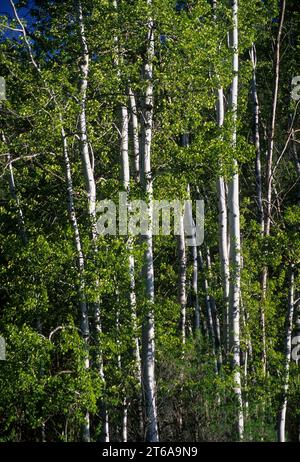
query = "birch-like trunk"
(261, 1, 286, 378)
(265, 0, 286, 238)
(212, 0, 230, 358)
(76, 1, 96, 228)
(129, 88, 140, 183)
(206, 248, 222, 372)
(185, 184, 200, 334)
(228, 0, 244, 440)
(178, 206, 187, 346)
(278, 265, 295, 442)
(113, 0, 144, 438)
(120, 101, 144, 440)
(250, 42, 267, 377)
(217, 174, 230, 353)
(140, 0, 159, 442)
(76, 0, 109, 441)
(8, 1, 97, 441)
(61, 122, 90, 441)
(250, 44, 264, 231)
(199, 249, 217, 359)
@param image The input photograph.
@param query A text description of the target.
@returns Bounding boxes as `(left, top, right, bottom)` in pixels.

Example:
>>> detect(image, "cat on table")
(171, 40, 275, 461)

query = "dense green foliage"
(0, 0, 299, 442)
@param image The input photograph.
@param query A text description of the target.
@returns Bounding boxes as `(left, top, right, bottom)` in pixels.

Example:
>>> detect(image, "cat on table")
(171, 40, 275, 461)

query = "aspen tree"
(76, 0, 109, 441)
(139, 0, 159, 442)
(227, 0, 244, 440)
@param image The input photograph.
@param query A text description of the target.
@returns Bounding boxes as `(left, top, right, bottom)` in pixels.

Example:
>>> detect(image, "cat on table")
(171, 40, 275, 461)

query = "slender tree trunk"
(191, 233, 200, 333)
(76, 1, 96, 229)
(199, 249, 214, 346)
(185, 184, 200, 334)
(250, 42, 267, 378)
(206, 248, 223, 372)
(113, 0, 144, 437)
(265, 0, 286, 238)
(250, 43, 264, 232)
(76, 0, 109, 441)
(212, 0, 230, 358)
(129, 88, 140, 183)
(217, 175, 230, 353)
(61, 121, 91, 441)
(120, 98, 144, 440)
(261, 1, 286, 378)
(278, 265, 295, 442)
(228, 0, 244, 440)
(140, 0, 159, 442)
(178, 206, 187, 346)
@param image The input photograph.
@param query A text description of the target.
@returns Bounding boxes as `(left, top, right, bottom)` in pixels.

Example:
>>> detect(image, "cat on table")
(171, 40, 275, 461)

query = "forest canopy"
(0, 0, 299, 443)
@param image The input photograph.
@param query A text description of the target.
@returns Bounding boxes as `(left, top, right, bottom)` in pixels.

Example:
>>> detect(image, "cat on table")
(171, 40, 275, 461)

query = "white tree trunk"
(178, 206, 187, 346)
(250, 42, 267, 377)
(228, 0, 244, 440)
(212, 0, 230, 355)
(76, 1, 96, 230)
(76, 0, 109, 441)
(140, 0, 159, 442)
(261, 0, 286, 378)
(129, 88, 140, 183)
(279, 265, 295, 442)
(185, 183, 200, 334)
(206, 248, 223, 372)
(120, 99, 144, 440)
(199, 249, 217, 362)
(217, 175, 230, 353)
(250, 43, 264, 232)
(113, 0, 144, 437)
(61, 122, 91, 441)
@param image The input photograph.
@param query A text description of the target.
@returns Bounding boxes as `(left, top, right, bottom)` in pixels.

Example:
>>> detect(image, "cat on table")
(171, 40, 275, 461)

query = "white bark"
(76, 0, 109, 441)
(61, 121, 91, 442)
(261, 0, 286, 378)
(250, 42, 267, 376)
(265, 0, 286, 237)
(178, 206, 187, 346)
(206, 248, 223, 372)
(8, 0, 97, 442)
(213, 40, 230, 352)
(114, 0, 144, 438)
(129, 88, 140, 182)
(140, 0, 159, 442)
(217, 175, 230, 352)
(76, 0, 96, 232)
(120, 98, 144, 440)
(279, 265, 295, 442)
(228, 0, 244, 440)
(185, 184, 200, 334)
(199, 249, 216, 353)
(191, 235, 200, 333)
(250, 43, 264, 232)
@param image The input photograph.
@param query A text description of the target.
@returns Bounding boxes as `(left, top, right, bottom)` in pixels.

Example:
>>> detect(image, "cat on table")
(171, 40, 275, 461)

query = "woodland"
(0, 0, 299, 442)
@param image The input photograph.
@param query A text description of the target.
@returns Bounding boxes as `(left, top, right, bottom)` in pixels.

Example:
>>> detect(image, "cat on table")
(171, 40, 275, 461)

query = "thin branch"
(9, 0, 40, 72)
